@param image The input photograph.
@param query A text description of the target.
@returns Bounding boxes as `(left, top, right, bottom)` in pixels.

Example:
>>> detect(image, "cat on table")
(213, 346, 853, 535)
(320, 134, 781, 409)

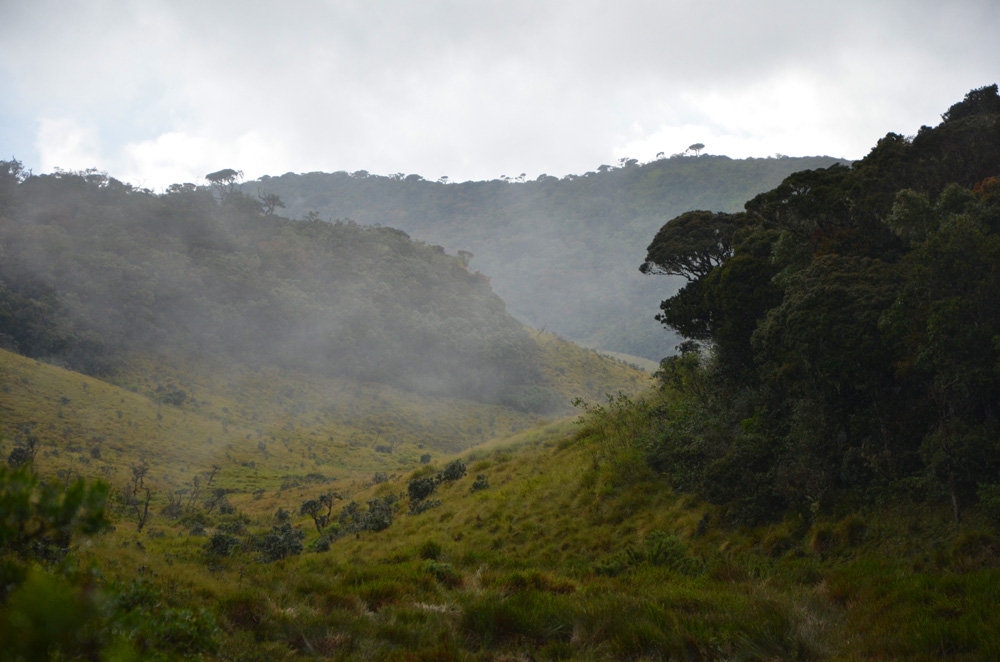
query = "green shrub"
(408, 476, 437, 503)
(595, 531, 701, 576)
(440, 459, 467, 483)
(204, 532, 241, 558)
(0, 465, 109, 563)
(0, 569, 110, 660)
(362, 497, 396, 532)
(410, 499, 442, 516)
(643, 530, 701, 574)
(254, 523, 305, 562)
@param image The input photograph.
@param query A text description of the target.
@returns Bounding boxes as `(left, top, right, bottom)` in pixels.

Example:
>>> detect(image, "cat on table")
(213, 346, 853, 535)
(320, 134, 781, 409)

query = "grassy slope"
(0, 333, 648, 508)
(3, 348, 999, 660)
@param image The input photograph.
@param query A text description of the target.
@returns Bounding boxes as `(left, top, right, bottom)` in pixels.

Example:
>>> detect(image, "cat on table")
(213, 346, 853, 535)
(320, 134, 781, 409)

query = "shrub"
(337, 497, 398, 533)
(594, 531, 701, 576)
(361, 497, 396, 532)
(217, 519, 247, 535)
(471, 474, 490, 491)
(312, 523, 344, 552)
(440, 459, 467, 482)
(0, 465, 109, 562)
(204, 532, 240, 558)
(408, 476, 437, 503)
(643, 531, 701, 574)
(255, 523, 305, 562)
(410, 499, 442, 516)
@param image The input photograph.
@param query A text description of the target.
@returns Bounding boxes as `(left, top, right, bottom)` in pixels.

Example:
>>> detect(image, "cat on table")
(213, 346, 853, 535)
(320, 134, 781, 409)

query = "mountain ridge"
(248, 154, 848, 358)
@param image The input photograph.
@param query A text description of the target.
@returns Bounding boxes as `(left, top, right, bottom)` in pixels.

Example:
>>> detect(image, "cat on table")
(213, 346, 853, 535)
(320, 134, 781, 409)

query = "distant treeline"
(0, 166, 556, 411)
(246, 154, 847, 359)
(640, 85, 1000, 523)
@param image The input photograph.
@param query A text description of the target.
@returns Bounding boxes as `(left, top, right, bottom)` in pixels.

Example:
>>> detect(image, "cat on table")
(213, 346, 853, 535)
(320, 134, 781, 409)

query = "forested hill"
(639, 84, 1000, 524)
(247, 154, 846, 360)
(0, 166, 567, 411)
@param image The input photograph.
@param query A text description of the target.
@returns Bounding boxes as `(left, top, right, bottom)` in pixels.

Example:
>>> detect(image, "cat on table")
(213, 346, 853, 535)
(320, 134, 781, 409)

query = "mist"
(247, 153, 847, 360)
(0, 164, 568, 416)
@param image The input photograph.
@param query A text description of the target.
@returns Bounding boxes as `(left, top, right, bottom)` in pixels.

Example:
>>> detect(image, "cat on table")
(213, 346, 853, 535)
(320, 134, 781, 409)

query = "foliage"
(409, 499, 442, 516)
(640, 209, 737, 280)
(0, 464, 108, 562)
(0, 164, 552, 408)
(639, 85, 1000, 523)
(408, 475, 437, 503)
(247, 155, 845, 359)
(439, 459, 467, 482)
(204, 531, 241, 558)
(253, 523, 305, 562)
(595, 530, 702, 576)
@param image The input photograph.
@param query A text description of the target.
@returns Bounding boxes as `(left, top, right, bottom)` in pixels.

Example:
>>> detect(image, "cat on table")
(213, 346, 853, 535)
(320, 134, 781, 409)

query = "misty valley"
(2, 85, 1000, 660)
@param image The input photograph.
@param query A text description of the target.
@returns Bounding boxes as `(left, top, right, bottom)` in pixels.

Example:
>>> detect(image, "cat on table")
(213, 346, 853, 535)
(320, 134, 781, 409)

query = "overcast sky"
(2, 0, 998, 189)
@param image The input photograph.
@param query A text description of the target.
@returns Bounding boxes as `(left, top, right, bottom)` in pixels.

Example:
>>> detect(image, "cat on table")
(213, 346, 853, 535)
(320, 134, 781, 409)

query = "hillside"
(634, 84, 1000, 526)
(4, 87, 1000, 662)
(0, 163, 647, 414)
(2, 359, 998, 660)
(0, 335, 644, 505)
(248, 154, 847, 359)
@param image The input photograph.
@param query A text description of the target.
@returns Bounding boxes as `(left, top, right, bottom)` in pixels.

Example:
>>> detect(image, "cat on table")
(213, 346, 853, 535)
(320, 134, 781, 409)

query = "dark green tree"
(640, 210, 737, 281)
(205, 168, 243, 202)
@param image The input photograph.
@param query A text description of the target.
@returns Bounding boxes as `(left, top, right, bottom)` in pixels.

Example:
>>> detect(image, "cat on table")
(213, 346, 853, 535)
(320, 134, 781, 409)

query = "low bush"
(440, 459, 467, 483)
(252, 523, 305, 562)
(408, 476, 437, 503)
(204, 532, 240, 558)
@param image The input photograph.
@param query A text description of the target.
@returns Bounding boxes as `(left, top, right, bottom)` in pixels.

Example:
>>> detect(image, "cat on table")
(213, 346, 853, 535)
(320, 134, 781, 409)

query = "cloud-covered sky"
(2, 0, 998, 189)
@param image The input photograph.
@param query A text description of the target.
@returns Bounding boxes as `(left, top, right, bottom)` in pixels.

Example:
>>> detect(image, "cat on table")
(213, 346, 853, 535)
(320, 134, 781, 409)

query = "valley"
(3, 86, 1000, 660)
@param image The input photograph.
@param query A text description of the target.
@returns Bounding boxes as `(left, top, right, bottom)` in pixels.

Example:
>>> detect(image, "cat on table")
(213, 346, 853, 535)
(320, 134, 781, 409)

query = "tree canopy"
(642, 84, 1000, 524)
(242, 154, 846, 360)
(640, 210, 737, 281)
(0, 167, 552, 410)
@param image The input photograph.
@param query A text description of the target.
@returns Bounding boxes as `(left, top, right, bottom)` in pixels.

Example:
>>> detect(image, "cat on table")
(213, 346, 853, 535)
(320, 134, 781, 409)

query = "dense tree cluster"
(643, 85, 1000, 523)
(0, 164, 550, 409)
(247, 154, 844, 359)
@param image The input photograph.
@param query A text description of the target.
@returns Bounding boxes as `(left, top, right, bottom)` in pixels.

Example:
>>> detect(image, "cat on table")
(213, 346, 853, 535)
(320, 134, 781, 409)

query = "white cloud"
(35, 118, 103, 173)
(3, 0, 999, 186)
(119, 130, 292, 190)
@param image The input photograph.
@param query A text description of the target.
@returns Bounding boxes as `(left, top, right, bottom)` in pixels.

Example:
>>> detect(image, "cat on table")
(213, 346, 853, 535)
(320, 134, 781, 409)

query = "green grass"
(3, 347, 1000, 660)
